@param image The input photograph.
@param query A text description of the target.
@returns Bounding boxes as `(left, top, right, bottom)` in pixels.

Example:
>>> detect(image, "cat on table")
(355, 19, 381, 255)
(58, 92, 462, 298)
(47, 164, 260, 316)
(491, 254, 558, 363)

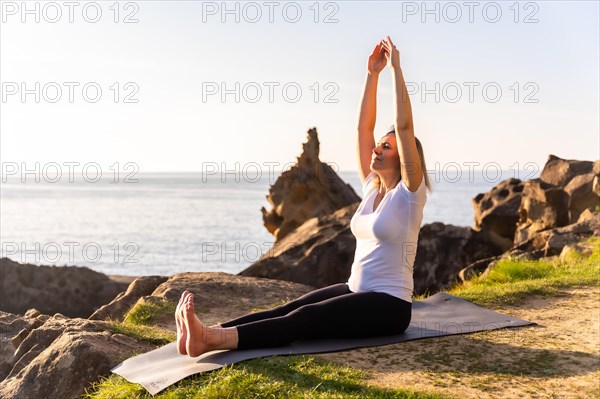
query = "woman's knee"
(365, 294, 412, 334)
(391, 309, 412, 334)
(287, 302, 327, 319)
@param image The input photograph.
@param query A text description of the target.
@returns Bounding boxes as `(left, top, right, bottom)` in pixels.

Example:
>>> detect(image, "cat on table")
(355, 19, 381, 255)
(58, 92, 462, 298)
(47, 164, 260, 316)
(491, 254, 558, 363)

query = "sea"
(0, 169, 539, 277)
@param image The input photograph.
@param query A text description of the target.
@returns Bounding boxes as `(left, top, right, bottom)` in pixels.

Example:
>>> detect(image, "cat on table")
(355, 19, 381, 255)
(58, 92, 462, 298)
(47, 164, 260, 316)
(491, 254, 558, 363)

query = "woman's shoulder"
(398, 174, 427, 204)
(360, 171, 378, 196)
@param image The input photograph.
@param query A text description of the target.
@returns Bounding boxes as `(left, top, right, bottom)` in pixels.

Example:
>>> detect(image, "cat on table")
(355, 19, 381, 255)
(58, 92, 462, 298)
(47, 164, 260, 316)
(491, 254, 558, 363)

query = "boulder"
(514, 178, 570, 246)
(512, 210, 599, 256)
(0, 311, 152, 399)
(542, 212, 600, 256)
(0, 258, 132, 318)
(472, 178, 524, 250)
(514, 155, 599, 246)
(0, 311, 48, 380)
(564, 173, 600, 223)
(539, 154, 597, 187)
(261, 127, 360, 242)
(538, 155, 600, 222)
(240, 203, 359, 288)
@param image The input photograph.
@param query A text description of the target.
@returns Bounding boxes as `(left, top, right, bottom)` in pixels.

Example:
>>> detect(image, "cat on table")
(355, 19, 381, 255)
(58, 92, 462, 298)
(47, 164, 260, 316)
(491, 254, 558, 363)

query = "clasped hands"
(368, 35, 401, 75)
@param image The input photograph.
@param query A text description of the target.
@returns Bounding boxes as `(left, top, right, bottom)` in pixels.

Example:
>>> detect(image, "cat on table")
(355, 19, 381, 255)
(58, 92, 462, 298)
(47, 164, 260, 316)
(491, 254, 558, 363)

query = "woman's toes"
(176, 292, 191, 326)
(183, 295, 193, 320)
(183, 294, 210, 357)
(178, 291, 185, 304)
(176, 291, 192, 355)
(178, 291, 190, 308)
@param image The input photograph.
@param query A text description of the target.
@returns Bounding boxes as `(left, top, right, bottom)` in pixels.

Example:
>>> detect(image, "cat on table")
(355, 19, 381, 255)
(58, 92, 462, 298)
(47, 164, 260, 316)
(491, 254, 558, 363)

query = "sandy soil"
(313, 286, 600, 399)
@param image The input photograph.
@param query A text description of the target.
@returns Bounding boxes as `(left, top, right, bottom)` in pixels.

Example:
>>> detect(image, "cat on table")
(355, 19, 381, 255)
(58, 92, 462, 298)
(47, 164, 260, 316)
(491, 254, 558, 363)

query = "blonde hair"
(374, 126, 433, 194)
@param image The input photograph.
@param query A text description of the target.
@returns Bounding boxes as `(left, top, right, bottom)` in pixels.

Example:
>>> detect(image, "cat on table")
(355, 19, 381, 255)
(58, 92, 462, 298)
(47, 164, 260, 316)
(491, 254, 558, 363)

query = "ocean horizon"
(1, 169, 540, 277)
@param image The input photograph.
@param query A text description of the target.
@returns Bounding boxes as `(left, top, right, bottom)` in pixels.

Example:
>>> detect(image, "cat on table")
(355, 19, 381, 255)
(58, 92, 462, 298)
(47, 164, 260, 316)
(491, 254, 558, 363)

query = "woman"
(175, 35, 432, 357)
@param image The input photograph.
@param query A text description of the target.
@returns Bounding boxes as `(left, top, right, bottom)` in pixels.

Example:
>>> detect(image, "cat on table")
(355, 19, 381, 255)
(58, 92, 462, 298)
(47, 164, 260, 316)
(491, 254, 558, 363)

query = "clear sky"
(1, 1, 598, 176)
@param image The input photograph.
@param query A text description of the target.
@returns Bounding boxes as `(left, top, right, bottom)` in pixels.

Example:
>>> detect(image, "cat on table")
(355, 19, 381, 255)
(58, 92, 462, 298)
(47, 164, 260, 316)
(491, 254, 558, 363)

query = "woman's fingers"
(371, 43, 379, 55)
(380, 37, 397, 58)
(385, 35, 396, 50)
(372, 42, 385, 56)
(381, 36, 395, 48)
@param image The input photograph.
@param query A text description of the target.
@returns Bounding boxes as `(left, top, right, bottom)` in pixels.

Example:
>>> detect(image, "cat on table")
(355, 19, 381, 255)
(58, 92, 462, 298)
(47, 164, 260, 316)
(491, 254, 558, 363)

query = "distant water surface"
(0, 169, 539, 276)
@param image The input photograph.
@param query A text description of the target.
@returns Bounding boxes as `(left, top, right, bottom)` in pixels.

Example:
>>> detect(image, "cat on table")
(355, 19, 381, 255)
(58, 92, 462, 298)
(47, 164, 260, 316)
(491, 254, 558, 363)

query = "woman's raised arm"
(357, 42, 387, 183)
(381, 36, 422, 193)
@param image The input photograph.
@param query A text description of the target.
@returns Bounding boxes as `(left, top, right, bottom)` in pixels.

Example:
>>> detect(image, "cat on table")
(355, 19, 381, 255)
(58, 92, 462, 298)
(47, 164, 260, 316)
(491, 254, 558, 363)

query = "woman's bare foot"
(182, 293, 212, 357)
(175, 290, 191, 355)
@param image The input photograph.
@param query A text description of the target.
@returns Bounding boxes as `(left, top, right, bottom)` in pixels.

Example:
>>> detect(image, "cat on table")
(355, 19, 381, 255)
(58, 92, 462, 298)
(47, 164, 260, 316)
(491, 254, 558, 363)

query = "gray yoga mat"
(111, 292, 536, 395)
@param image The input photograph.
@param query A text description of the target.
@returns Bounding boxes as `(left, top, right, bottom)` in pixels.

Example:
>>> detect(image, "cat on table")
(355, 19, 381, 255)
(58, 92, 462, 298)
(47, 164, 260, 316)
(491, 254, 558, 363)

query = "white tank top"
(346, 171, 427, 303)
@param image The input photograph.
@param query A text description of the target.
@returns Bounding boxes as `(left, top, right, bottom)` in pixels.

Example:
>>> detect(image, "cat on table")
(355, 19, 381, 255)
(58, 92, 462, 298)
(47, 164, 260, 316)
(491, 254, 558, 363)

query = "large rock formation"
(514, 178, 571, 245)
(0, 310, 153, 399)
(447, 155, 599, 286)
(0, 258, 133, 318)
(539, 155, 598, 187)
(515, 156, 599, 246)
(1, 271, 317, 399)
(261, 127, 361, 242)
(469, 155, 599, 250)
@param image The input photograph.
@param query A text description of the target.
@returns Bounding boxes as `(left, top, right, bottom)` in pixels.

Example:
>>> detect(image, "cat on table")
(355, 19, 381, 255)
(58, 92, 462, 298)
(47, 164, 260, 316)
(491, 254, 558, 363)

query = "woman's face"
(371, 133, 400, 171)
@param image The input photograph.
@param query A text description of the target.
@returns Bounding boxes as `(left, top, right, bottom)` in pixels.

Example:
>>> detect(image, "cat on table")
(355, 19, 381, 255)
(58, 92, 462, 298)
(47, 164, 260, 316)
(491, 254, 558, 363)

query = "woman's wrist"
(367, 70, 380, 79)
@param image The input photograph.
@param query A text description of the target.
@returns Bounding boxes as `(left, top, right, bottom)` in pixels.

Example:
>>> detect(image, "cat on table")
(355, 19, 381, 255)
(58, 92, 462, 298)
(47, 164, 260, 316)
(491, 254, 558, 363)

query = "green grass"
(88, 236, 599, 399)
(123, 297, 177, 326)
(104, 297, 177, 345)
(107, 322, 175, 346)
(84, 355, 452, 399)
(414, 236, 599, 307)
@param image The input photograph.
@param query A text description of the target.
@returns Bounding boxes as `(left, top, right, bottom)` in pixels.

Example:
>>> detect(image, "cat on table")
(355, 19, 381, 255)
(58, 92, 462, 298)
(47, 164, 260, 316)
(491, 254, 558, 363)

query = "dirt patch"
(313, 286, 600, 399)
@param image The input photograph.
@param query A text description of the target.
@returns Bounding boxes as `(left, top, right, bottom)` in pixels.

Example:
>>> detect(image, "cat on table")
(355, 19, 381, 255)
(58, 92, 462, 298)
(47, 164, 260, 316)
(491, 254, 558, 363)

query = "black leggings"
(218, 283, 412, 350)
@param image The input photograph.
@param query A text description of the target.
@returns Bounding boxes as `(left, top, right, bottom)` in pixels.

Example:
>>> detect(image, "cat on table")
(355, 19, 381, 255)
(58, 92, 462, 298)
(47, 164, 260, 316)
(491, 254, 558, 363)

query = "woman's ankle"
(207, 326, 238, 350)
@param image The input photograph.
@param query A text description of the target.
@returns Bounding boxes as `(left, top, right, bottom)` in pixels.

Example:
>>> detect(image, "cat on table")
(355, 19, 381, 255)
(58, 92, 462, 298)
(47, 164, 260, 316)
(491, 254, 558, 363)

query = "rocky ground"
(0, 272, 316, 399)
